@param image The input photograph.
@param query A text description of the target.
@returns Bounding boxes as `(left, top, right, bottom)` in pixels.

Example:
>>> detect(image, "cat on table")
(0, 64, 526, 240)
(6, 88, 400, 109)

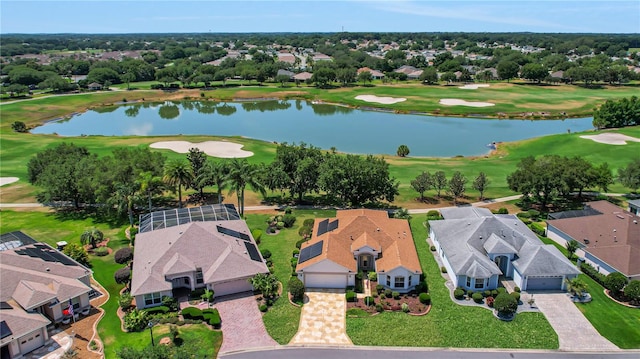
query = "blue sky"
(1, 1, 638, 34)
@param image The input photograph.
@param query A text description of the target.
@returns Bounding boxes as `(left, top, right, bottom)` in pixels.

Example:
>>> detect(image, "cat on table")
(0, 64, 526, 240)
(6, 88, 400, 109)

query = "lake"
(32, 100, 594, 157)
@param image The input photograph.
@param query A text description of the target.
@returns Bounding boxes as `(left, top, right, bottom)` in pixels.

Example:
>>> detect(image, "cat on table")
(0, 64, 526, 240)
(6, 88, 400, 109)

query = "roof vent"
(479, 235, 482, 239)
(46, 267, 50, 272)
(376, 228, 380, 231)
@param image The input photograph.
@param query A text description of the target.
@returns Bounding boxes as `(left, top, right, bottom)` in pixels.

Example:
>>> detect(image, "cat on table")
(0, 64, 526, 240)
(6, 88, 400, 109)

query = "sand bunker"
(0, 177, 19, 186)
(459, 84, 490, 90)
(355, 95, 407, 105)
(439, 99, 495, 107)
(150, 141, 253, 158)
(579, 133, 640, 145)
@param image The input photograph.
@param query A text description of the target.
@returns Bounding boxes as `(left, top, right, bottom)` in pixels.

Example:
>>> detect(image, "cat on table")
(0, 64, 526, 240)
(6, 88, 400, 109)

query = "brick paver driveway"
(534, 292, 619, 351)
(290, 289, 352, 345)
(215, 292, 278, 354)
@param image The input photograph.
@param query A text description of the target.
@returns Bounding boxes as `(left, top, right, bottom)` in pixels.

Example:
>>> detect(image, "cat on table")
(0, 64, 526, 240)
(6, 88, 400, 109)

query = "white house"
(296, 209, 422, 293)
(429, 208, 579, 291)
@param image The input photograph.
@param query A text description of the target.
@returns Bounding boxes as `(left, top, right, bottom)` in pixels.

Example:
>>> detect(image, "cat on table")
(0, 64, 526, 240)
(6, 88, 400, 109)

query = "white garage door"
(214, 279, 253, 297)
(19, 330, 44, 355)
(304, 273, 347, 289)
(527, 276, 563, 290)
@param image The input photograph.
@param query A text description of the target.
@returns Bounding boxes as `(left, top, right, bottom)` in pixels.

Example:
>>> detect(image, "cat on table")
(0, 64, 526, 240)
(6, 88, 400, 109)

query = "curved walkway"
(290, 289, 352, 346)
(535, 293, 619, 351)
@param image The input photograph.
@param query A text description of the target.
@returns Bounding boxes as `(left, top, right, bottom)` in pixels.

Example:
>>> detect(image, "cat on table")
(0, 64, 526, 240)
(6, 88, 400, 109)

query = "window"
(408, 276, 412, 286)
(466, 276, 472, 287)
(386, 275, 390, 287)
(475, 278, 485, 289)
(394, 276, 405, 288)
(196, 268, 204, 285)
(144, 292, 163, 306)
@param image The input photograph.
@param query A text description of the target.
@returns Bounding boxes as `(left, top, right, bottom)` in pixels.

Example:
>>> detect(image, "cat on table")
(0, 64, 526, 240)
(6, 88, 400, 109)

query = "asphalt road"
(221, 347, 638, 359)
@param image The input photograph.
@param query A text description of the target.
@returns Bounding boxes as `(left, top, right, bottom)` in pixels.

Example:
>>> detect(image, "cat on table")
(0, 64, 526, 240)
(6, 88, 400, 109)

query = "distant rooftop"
(138, 204, 240, 233)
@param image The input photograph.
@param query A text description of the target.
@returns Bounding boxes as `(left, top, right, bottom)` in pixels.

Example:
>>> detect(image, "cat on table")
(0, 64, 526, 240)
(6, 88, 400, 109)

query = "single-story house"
(131, 205, 269, 309)
(628, 199, 640, 216)
(0, 232, 93, 359)
(87, 82, 102, 91)
(296, 209, 422, 293)
(429, 208, 579, 291)
(293, 72, 312, 82)
(394, 65, 418, 75)
(276, 69, 295, 79)
(547, 200, 640, 280)
(356, 67, 385, 79)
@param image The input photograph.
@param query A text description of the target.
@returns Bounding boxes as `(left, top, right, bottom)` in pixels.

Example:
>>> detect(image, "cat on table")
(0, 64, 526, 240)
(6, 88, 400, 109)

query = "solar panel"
(216, 225, 250, 241)
(14, 244, 78, 266)
(138, 205, 241, 233)
(0, 321, 12, 340)
(316, 219, 329, 236)
(0, 231, 37, 251)
(327, 219, 339, 232)
(298, 240, 324, 264)
(244, 242, 262, 262)
(0, 302, 12, 310)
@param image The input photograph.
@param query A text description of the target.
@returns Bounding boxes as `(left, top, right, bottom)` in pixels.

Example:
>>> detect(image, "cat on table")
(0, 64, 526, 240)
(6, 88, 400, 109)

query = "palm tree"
(196, 160, 229, 204)
(137, 171, 164, 212)
(109, 183, 140, 227)
(566, 239, 579, 260)
(80, 228, 104, 249)
(163, 159, 193, 208)
(227, 159, 265, 217)
(565, 277, 588, 299)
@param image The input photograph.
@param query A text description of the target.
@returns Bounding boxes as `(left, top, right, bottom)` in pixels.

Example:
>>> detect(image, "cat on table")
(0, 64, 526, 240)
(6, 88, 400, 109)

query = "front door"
(495, 256, 508, 275)
(359, 254, 373, 271)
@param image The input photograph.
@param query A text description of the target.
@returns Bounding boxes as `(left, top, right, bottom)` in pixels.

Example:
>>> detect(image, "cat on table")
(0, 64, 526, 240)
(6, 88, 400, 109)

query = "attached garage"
(303, 273, 348, 289)
(213, 278, 253, 297)
(526, 276, 564, 290)
(18, 330, 44, 356)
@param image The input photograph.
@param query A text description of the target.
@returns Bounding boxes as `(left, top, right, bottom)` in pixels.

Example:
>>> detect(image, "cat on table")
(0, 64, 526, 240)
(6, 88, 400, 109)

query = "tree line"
(593, 96, 640, 129)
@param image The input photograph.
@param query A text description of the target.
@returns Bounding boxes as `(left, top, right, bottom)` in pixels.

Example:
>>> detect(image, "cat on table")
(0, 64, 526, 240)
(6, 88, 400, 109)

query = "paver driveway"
(215, 292, 278, 354)
(290, 289, 352, 345)
(534, 292, 619, 351)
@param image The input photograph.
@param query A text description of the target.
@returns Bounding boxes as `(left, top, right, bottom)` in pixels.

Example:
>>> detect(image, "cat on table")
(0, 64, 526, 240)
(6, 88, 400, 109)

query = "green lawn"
(244, 209, 335, 344)
(0, 210, 222, 358)
(346, 214, 559, 349)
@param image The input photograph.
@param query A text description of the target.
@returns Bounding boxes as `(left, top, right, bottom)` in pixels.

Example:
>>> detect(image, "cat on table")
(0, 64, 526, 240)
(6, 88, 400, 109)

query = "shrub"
(486, 296, 495, 307)
(181, 307, 203, 320)
(605, 272, 628, 293)
(260, 249, 272, 259)
(375, 303, 384, 312)
(276, 221, 284, 230)
(496, 207, 509, 214)
(491, 289, 498, 297)
(624, 280, 640, 304)
(162, 296, 178, 311)
(454, 288, 465, 300)
(284, 207, 293, 214)
(527, 209, 541, 221)
(93, 247, 109, 257)
(123, 309, 148, 331)
(114, 267, 131, 284)
(483, 290, 491, 297)
(202, 308, 221, 328)
(497, 287, 507, 294)
(169, 324, 179, 342)
(384, 289, 393, 298)
(368, 272, 378, 281)
(259, 304, 268, 312)
(528, 223, 546, 236)
(514, 286, 521, 293)
(364, 296, 375, 306)
(118, 292, 133, 311)
(289, 277, 305, 302)
(419, 293, 431, 304)
(11, 121, 27, 133)
(392, 291, 400, 300)
(517, 212, 531, 219)
(303, 218, 315, 227)
(142, 306, 170, 315)
(472, 292, 484, 303)
(114, 247, 133, 264)
(440, 266, 447, 273)
(291, 257, 298, 268)
(430, 245, 436, 251)
(292, 249, 300, 256)
(283, 214, 296, 228)
(510, 292, 521, 302)
(467, 289, 475, 297)
(295, 238, 307, 249)
(401, 303, 410, 313)
(580, 262, 607, 286)
(298, 226, 312, 238)
(345, 290, 357, 302)
(427, 210, 440, 217)
(376, 284, 384, 294)
(494, 293, 518, 316)
(251, 229, 262, 243)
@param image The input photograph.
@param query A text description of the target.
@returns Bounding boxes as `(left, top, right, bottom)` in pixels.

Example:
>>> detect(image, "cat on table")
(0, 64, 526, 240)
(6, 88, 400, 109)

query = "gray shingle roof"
(440, 207, 492, 220)
(513, 243, 580, 276)
(131, 220, 269, 297)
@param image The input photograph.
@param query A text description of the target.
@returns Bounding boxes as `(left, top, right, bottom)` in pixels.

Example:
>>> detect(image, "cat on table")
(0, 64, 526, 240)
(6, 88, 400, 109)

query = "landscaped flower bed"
(346, 281, 430, 315)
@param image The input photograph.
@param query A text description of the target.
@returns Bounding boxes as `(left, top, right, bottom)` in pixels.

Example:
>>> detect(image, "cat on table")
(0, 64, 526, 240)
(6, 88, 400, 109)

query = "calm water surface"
(32, 100, 594, 157)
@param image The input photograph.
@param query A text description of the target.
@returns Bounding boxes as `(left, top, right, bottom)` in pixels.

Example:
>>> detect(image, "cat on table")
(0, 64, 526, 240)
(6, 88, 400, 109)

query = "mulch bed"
(346, 281, 430, 315)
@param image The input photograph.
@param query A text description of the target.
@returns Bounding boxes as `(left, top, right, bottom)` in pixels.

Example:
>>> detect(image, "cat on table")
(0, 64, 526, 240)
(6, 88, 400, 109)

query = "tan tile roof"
(297, 209, 421, 273)
(548, 200, 640, 276)
(0, 301, 50, 340)
(131, 221, 269, 296)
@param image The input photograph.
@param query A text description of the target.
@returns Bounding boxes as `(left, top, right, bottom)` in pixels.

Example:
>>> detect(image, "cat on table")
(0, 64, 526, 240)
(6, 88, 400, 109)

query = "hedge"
(181, 307, 203, 320)
(510, 292, 521, 302)
(472, 292, 484, 303)
(419, 293, 431, 304)
(202, 308, 221, 328)
(142, 305, 170, 315)
(528, 223, 546, 237)
(283, 214, 296, 228)
(345, 290, 357, 302)
(114, 267, 131, 284)
(580, 262, 607, 286)
(288, 277, 305, 302)
(453, 288, 465, 300)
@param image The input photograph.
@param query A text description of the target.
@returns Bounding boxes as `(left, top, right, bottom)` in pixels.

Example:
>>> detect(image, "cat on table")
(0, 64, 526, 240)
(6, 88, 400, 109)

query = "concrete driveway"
(534, 292, 619, 351)
(215, 292, 278, 354)
(290, 289, 352, 345)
